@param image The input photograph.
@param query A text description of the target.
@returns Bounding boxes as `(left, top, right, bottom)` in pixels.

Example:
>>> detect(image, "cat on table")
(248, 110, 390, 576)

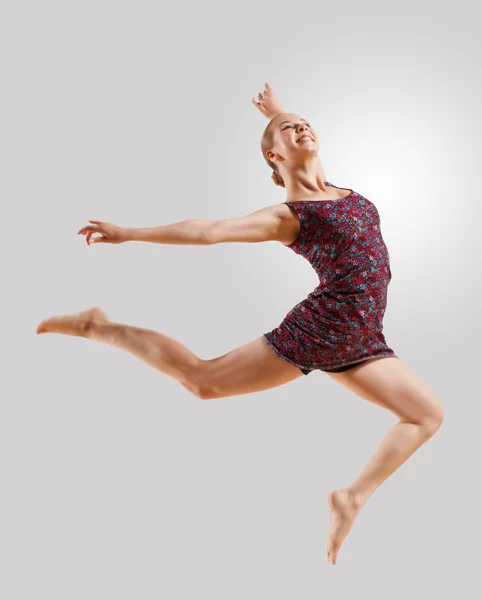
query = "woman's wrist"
(267, 107, 284, 120)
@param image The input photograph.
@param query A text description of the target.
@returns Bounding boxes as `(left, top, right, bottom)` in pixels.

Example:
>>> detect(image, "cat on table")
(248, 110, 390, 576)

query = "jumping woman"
(36, 82, 444, 565)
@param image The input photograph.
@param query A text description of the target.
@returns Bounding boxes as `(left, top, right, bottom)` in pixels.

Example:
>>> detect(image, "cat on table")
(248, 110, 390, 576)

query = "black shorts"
(301, 359, 368, 375)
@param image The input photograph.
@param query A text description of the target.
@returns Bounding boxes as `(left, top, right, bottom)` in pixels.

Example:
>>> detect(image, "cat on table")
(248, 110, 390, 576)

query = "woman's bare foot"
(36, 306, 109, 337)
(327, 488, 363, 565)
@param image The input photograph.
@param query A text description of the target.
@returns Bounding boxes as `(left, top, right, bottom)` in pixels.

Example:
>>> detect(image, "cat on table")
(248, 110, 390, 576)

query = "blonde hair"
(260, 115, 285, 188)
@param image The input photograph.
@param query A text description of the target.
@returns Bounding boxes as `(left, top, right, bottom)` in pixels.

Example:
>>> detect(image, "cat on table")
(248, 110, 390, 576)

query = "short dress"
(262, 182, 399, 375)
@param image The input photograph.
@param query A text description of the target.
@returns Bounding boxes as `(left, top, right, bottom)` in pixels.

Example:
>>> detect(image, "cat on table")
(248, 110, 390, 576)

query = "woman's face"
(266, 113, 319, 164)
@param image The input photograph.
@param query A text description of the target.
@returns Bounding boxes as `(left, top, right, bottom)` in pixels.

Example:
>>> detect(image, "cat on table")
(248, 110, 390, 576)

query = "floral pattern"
(262, 182, 399, 375)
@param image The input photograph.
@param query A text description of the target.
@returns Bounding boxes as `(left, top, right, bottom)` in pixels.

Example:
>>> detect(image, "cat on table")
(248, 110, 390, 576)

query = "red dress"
(262, 182, 399, 375)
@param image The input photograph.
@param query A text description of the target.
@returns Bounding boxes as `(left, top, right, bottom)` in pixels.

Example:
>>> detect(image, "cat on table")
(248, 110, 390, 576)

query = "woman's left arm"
(252, 82, 284, 119)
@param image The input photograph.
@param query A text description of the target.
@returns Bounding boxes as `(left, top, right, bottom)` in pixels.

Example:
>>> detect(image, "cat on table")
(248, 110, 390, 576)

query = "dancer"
(37, 82, 443, 565)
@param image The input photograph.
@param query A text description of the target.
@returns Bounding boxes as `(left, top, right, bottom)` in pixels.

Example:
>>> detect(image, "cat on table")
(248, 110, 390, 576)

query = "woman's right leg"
(36, 306, 304, 398)
(194, 336, 306, 398)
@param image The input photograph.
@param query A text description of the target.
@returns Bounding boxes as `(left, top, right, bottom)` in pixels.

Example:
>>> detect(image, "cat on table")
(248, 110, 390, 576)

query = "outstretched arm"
(77, 205, 288, 247)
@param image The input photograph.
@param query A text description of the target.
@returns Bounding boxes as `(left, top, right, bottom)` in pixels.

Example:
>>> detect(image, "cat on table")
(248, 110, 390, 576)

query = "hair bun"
(271, 170, 284, 187)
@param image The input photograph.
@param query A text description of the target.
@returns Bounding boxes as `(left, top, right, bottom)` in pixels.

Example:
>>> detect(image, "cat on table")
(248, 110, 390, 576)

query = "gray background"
(1, 0, 480, 597)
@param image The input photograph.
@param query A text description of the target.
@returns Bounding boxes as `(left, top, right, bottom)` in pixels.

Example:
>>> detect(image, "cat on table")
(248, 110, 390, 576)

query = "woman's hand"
(77, 220, 128, 245)
(251, 82, 284, 120)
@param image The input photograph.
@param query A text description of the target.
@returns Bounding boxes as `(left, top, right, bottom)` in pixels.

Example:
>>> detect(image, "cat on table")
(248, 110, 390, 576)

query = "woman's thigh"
(192, 336, 305, 399)
(326, 356, 444, 424)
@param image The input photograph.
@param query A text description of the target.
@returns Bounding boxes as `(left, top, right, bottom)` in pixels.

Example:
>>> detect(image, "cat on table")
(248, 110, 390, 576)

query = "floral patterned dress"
(262, 182, 399, 375)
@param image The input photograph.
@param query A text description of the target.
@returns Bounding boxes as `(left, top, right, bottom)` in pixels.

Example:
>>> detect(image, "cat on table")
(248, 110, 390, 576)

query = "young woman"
(37, 82, 444, 565)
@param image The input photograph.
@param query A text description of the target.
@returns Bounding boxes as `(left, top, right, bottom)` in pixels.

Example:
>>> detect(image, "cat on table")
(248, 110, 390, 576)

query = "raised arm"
(252, 82, 285, 119)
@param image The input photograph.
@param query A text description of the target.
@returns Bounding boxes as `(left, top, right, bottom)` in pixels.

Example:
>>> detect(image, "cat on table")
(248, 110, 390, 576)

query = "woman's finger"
(252, 97, 269, 116)
(78, 226, 97, 235)
(89, 220, 102, 224)
(78, 226, 101, 235)
(252, 97, 264, 113)
(87, 231, 107, 244)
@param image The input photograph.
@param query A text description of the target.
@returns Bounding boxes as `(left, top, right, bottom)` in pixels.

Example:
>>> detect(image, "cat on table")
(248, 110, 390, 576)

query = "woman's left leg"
(323, 356, 444, 565)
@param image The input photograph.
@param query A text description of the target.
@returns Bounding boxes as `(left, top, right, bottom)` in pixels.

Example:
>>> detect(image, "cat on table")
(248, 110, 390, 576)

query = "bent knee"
(192, 381, 219, 400)
(182, 376, 219, 400)
(180, 379, 214, 400)
(185, 360, 224, 400)
(420, 402, 444, 436)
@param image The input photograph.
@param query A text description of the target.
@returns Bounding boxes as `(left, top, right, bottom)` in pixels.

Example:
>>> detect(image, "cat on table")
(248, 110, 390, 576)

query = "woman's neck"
(283, 156, 330, 202)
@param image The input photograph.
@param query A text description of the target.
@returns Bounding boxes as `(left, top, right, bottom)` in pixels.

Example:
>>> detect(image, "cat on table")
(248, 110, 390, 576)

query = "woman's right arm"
(77, 205, 291, 246)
